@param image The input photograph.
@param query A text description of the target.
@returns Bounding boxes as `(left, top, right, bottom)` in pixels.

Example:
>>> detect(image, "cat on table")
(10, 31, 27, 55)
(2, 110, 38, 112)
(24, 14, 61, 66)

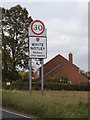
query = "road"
(1, 109, 36, 120)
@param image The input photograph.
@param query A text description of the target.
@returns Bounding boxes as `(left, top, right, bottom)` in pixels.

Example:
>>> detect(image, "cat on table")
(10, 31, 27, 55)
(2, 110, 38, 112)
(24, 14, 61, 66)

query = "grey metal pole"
(41, 59, 44, 95)
(29, 58, 32, 95)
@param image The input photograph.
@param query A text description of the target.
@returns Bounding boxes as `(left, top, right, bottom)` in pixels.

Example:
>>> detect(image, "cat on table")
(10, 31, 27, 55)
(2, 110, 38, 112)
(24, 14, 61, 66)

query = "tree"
(80, 69, 85, 75)
(2, 5, 33, 82)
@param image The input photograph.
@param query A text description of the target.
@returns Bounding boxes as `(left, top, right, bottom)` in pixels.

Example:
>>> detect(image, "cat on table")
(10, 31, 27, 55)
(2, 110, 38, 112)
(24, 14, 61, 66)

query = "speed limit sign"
(29, 19, 47, 59)
(28, 19, 47, 95)
(29, 20, 47, 37)
(31, 20, 45, 35)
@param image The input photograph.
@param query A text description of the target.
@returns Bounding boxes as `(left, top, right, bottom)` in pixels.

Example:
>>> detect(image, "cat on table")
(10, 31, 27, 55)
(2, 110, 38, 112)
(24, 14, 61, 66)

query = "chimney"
(69, 52, 73, 64)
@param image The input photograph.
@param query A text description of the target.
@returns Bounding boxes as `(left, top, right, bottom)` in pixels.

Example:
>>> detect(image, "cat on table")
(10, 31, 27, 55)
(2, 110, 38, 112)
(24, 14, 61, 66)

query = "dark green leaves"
(2, 5, 33, 81)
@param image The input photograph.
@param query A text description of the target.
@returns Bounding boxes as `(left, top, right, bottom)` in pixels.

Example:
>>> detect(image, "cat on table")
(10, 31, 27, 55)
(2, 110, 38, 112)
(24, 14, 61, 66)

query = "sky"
(1, 1, 89, 72)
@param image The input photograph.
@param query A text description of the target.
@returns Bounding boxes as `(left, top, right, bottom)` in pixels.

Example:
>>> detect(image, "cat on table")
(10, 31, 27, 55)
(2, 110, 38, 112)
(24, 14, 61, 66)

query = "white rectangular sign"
(29, 37, 47, 58)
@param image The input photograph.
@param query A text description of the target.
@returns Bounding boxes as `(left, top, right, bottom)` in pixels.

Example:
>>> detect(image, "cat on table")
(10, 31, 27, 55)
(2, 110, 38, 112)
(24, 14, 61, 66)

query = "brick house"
(35, 53, 88, 84)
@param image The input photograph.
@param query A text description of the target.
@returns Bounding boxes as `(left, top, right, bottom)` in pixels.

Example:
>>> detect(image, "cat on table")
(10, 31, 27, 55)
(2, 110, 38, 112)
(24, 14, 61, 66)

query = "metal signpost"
(28, 20, 47, 95)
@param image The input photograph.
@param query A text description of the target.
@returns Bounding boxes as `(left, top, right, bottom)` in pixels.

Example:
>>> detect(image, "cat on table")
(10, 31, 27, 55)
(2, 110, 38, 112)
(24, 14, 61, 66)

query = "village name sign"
(29, 20, 47, 59)
(29, 20, 47, 95)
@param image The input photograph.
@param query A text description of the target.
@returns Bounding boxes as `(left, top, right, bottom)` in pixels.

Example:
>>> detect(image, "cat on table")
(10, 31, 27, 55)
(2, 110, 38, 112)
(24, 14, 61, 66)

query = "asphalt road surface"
(1, 109, 36, 120)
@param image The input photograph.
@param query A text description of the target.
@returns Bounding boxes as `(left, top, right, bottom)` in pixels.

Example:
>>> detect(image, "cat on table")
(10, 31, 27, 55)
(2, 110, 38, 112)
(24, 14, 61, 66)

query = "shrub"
(45, 74, 69, 84)
(32, 81, 41, 90)
(19, 71, 29, 82)
(45, 75, 60, 83)
(45, 74, 69, 83)
(2, 79, 88, 91)
(44, 83, 88, 91)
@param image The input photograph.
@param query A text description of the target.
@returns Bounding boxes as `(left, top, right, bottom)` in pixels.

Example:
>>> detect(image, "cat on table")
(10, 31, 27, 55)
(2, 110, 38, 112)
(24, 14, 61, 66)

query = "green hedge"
(11, 81, 29, 90)
(45, 75, 69, 83)
(44, 83, 88, 91)
(2, 80, 89, 91)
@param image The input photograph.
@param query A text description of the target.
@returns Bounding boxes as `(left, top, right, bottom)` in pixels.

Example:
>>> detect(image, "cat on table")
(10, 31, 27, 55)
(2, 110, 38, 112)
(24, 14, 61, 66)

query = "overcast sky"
(1, 1, 89, 72)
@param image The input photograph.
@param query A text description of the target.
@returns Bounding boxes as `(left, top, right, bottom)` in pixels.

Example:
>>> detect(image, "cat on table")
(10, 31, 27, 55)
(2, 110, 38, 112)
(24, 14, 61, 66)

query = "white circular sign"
(31, 20, 45, 35)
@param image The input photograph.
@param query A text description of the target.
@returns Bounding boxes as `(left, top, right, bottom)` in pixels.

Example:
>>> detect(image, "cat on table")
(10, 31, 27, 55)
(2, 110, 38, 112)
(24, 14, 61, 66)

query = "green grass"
(2, 90, 88, 118)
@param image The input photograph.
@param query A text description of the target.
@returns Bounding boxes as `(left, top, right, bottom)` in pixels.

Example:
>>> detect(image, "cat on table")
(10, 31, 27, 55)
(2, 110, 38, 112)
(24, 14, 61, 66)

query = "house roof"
(38, 54, 88, 84)
(44, 54, 79, 71)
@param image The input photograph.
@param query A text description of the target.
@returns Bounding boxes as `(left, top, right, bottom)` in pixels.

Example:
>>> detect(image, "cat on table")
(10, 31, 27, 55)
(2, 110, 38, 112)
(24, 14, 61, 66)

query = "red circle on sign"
(31, 20, 45, 35)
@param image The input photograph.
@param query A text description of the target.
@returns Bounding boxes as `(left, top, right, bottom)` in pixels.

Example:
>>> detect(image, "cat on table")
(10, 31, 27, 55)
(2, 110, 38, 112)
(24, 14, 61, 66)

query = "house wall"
(40, 63, 88, 84)
(39, 54, 88, 84)
(62, 63, 88, 84)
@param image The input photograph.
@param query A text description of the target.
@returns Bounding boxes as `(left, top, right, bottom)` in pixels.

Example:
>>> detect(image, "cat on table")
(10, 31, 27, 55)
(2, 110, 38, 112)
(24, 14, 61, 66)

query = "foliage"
(19, 71, 29, 82)
(80, 69, 85, 75)
(2, 5, 33, 81)
(45, 75, 60, 83)
(59, 74, 69, 83)
(45, 74, 69, 83)
(3, 80, 88, 91)
(80, 69, 89, 79)
(85, 71, 90, 80)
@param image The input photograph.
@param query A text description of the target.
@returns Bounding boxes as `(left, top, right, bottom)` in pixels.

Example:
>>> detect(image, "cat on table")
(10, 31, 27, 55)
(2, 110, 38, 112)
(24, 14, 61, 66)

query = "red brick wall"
(39, 54, 88, 84)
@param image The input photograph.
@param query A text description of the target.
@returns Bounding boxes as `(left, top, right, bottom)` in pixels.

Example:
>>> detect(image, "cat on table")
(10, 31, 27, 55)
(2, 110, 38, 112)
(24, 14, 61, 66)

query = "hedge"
(2, 81, 89, 91)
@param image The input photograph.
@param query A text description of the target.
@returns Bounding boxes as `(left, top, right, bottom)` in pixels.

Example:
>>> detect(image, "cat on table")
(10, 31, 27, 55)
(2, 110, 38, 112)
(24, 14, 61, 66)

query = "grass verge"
(2, 90, 88, 118)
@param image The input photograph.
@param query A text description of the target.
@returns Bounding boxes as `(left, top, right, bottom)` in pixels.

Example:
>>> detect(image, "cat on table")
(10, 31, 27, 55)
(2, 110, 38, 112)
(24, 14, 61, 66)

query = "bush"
(45, 76, 60, 83)
(2, 79, 88, 91)
(2, 80, 29, 90)
(45, 74, 69, 83)
(32, 81, 41, 90)
(19, 71, 29, 82)
(44, 83, 88, 91)
(2, 82, 10, 89)
(11, 80, 29, 90)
